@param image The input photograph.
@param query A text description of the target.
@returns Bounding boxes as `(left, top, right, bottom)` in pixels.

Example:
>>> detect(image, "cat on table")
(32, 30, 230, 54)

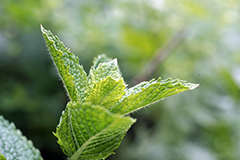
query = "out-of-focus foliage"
(0, 116, 43, 160)
(1, 0, 240, 159)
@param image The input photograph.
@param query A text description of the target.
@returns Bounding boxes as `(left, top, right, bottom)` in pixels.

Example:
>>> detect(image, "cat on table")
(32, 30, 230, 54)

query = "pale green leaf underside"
(54, 102, 135, 160)
(109, 78, 199, 115)
(84, 77, 126, 110)
(0, 116, 43, 160)
(41, 25, 88, 102)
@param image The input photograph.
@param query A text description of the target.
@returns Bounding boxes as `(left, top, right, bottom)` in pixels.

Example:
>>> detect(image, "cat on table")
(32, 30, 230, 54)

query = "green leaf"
(0, 154, 6, 160)
(109, 78, 199, 115)
(85, 55, 125, 102)
(88, 58, 122, 84)
(54, 102, 135, 160)
(41, 25, 88, 102)
(92, 54, 113, 69)
(0, 116, 43, 160)
(84, 76, 126, 109)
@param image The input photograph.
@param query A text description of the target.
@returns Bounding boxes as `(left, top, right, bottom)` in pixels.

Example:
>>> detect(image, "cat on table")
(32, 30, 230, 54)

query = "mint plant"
(0, 25, 198, 160)
(41, 25, 198, 160)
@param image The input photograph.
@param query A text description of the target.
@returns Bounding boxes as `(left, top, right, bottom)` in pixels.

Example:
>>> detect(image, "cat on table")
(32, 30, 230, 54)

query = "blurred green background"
(1, 0, 240, 159)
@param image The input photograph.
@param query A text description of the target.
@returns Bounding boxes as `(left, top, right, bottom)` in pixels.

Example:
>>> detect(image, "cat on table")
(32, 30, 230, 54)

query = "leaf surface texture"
(0, 116, 43, 160)
(41, 25, 88, 102)
(54, 102, 135, 160)
(110, 78, 199, 115)
(85, 77, 126, 109)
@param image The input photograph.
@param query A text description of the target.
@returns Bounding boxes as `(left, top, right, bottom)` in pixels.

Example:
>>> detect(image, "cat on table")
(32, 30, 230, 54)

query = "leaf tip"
(188, 83, 199, 90)
(52, 131, 57, 138)
(131, 117, 137, 123)
(40, 24, 45, 33)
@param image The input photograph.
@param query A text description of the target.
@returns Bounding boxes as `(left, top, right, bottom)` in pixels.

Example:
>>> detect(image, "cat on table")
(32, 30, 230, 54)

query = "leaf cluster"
(40, 25, 198, 160)
(0, 26, 198, 160)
